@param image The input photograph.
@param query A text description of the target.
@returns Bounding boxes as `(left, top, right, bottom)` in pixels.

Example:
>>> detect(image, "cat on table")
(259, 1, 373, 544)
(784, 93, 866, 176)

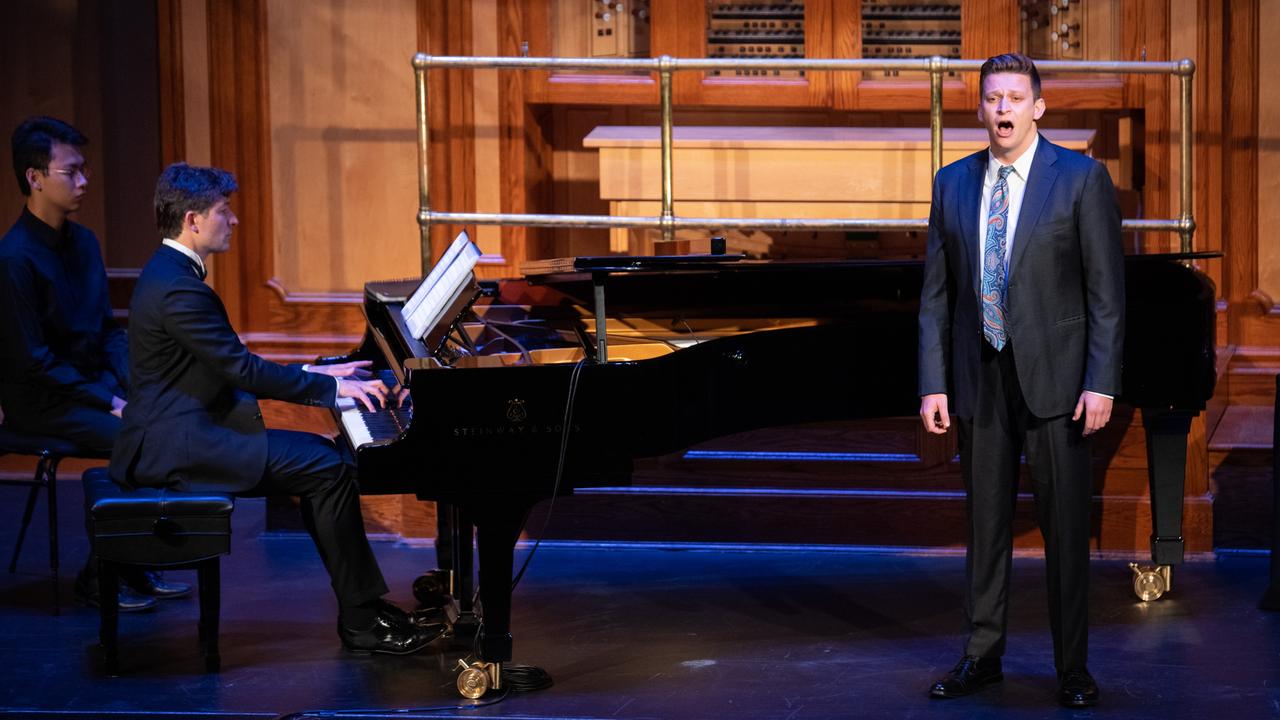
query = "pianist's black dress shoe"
(372, 598, 447, 632)
(1058, 668, 1100, 707)
(122, 569, 192, 599)
(74, 571, 157, 613)
(929, 655, 1003, 699)
(339, 608, 436, 655)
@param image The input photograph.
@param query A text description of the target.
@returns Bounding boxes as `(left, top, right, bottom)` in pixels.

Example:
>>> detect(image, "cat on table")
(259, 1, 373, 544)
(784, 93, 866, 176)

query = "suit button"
(253, 413, 263, 420)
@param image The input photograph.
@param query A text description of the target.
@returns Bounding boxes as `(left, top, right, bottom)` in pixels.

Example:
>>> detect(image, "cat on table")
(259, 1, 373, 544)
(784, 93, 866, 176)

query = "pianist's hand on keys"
(337, 374, 412, 448)
(337, 376, 388, 413)
(306, 359, 375, 379)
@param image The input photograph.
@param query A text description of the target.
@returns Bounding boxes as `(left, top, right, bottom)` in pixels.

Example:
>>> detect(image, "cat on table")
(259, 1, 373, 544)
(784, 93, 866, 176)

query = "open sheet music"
(402, 231, 482, 342)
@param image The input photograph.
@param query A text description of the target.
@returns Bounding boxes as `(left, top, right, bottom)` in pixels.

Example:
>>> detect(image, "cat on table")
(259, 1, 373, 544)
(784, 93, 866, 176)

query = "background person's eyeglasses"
(45, 166, 90, 181)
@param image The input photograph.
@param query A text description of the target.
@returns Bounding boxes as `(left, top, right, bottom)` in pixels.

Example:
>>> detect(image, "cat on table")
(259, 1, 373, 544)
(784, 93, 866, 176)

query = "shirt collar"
(986, 132, 1040, 184)
(18, 206, 71, 248)
(161, 238, 207, 279)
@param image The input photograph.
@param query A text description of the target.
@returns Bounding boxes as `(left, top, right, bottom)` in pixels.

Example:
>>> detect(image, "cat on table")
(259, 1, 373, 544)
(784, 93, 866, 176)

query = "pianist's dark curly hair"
(154, 162, 239, 238)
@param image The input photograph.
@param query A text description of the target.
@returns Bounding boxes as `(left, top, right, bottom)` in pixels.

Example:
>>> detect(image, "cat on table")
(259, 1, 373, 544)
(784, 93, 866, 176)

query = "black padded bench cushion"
(84, 468, 234, 566)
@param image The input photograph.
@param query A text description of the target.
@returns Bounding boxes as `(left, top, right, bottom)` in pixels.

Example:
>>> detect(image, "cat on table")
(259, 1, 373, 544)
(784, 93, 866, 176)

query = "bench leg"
(98, 560, 119, 675)
(197, 559, 221, 672)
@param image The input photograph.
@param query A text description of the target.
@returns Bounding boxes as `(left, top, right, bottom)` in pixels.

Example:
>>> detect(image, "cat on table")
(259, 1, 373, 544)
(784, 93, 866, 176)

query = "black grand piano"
(327, 249, 1216, 693)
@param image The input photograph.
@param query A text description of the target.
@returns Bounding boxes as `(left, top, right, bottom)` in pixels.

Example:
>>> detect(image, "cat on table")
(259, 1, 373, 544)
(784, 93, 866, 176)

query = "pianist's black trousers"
(956, 341, 1093, 673)
(240, 429, 389, 608)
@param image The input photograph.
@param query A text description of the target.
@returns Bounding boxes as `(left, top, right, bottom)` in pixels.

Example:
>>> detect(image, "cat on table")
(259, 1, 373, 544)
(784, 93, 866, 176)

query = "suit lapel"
(1008, 137, 1060, 278)
(958, 151, 986, 301)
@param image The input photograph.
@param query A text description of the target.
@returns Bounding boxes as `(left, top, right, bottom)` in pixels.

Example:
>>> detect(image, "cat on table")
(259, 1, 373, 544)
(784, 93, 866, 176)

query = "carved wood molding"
(264, 277, 363, 305)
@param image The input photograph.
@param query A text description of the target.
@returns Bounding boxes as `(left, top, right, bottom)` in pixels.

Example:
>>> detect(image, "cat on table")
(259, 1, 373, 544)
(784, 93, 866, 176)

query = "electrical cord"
(511, 357, 585, 590)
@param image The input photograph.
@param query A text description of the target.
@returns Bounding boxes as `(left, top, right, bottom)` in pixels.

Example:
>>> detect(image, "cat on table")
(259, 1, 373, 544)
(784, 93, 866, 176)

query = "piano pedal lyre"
(1128, 562, 1173, 601)
(456, 659, 501, 699)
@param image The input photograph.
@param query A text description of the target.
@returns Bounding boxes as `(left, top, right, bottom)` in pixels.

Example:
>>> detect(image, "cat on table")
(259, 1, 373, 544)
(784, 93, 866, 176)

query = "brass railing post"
(1178, 58, 1196, 254)
(414, 57, 432, 275)
(930, 55, 944, 179)
(659, 54, 675, 244)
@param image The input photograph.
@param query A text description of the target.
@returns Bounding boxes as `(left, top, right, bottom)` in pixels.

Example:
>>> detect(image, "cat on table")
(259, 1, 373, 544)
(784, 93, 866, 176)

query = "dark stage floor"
(0, 482, 1277, 720)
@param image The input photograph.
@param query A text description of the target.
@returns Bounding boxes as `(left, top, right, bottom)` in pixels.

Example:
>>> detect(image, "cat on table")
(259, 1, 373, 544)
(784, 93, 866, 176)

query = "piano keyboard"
(337, 396, 413, 448)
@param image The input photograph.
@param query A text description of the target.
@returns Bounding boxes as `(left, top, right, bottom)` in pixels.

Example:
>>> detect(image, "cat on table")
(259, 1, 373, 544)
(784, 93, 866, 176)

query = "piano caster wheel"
(456, 659, 500, 699)
(1129, 562, 1172, 602)
(413, 569, 451, 608)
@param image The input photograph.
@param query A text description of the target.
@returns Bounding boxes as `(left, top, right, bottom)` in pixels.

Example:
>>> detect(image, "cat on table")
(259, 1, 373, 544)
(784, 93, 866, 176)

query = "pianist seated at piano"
(109, 162, 436, 655)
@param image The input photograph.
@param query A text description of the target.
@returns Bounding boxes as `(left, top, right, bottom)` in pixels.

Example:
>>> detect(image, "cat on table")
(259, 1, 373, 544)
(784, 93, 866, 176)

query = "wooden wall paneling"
(1224, 0, 1259, 343)
(500, 0, 556, 264)
(551, 106, 615, 258)
(1193, 0, 1224, 297)
(207, 1, 372, 350)
(1255, 0, 1280, 311)
(831, 0, 859, 109)
(420, 0, 478, 267)
(179, 0, 213, 167)
(1132, 0, 1173, 253)
(97, 2, 164, 271)
(207, 0, 266, 331)
(663, 0, 703, 103)
(966, 0, 1017, 96)
(157, 0, 187, 167)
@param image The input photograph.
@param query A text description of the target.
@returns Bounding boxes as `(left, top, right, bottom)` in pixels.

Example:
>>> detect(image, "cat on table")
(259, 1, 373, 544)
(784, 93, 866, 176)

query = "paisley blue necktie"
(981, 165, 1015, 350)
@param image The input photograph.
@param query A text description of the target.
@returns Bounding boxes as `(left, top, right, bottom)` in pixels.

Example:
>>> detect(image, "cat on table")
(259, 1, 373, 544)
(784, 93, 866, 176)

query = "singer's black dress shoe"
(338, 609, 435, 655)
(929, 655, 1004, 698)
(1058, 668, 1100, 707)
(122, 569, 192, 599)
(74, 571, 157, 612)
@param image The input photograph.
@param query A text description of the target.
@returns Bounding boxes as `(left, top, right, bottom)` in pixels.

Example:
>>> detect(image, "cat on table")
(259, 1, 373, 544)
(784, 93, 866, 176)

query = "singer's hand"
(919, 393, 950, 435)
(1073, 391, 1113, 437)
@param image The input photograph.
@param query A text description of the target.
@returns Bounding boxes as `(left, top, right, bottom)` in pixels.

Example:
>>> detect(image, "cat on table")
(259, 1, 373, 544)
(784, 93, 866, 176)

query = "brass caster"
(456, 659, 501, 699)
(1129, 562, 1172, 602)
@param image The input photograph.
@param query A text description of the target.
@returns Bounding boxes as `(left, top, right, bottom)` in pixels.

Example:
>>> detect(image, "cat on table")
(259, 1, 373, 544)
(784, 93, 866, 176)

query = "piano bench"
(82, 467, 234, 675)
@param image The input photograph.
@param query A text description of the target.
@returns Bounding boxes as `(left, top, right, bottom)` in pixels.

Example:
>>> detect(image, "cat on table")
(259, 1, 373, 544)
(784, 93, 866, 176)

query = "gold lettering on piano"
(451, 423, 583, 437)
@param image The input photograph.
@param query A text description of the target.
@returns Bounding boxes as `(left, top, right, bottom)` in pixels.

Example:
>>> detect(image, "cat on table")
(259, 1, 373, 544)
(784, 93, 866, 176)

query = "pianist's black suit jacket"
(918, 136, 1124, 418)
(110, 245, 335, 492)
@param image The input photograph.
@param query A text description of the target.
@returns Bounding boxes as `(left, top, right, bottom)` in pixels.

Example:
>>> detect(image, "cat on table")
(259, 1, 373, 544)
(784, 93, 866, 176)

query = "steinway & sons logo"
(450, 397, 581, 437)
(505, 398, 527, 422)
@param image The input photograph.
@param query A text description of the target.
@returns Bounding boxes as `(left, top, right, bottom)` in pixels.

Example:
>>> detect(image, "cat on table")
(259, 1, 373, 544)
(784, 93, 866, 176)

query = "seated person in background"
(110, 162, 434, 654)
(0, 116, 188, 611)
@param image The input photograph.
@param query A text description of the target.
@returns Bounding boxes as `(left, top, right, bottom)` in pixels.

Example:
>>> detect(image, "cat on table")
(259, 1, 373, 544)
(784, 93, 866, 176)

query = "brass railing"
(412, 55, 1196, 272)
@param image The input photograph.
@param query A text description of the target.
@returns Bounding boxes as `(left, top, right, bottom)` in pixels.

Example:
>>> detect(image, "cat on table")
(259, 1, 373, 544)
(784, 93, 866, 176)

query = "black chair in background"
(0, 426, 109, 614)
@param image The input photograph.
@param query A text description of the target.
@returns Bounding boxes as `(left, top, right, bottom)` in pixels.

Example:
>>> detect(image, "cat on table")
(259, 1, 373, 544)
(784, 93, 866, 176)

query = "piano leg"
(474, 504, 526, 665)
(447, 504, 480, 640)
(1132, 408, 1194, 600)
